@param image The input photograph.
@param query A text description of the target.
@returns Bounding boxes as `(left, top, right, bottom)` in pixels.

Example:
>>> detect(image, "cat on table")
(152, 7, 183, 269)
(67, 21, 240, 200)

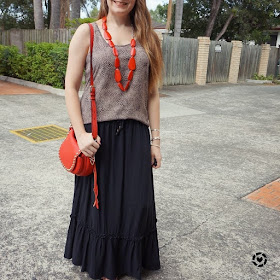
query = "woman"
(63, 0, 163, 279)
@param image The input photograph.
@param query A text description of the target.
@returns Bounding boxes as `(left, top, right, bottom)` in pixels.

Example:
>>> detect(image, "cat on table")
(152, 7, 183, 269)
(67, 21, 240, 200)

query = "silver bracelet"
(151, 128, 160, 132)
(151, 144, 160, 148)
(151, 137, 160, 141)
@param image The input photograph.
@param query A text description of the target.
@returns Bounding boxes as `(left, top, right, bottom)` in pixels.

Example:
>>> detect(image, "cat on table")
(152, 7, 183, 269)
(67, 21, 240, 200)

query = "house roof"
(152, 20, 166, 29)
(271, 25, 280, 31)
(268, 24, 280, 31)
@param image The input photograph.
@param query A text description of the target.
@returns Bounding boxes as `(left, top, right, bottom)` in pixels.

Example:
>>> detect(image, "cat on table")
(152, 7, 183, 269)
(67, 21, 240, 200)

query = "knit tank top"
(80, 22, 150, 127)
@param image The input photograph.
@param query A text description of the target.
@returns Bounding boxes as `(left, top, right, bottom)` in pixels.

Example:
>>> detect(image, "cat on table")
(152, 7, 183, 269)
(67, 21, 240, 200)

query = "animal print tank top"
(80, 21, 150, 127)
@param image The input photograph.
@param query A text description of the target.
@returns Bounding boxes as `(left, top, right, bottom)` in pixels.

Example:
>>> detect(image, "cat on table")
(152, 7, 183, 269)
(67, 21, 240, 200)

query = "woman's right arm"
(64, 23, 101, 158)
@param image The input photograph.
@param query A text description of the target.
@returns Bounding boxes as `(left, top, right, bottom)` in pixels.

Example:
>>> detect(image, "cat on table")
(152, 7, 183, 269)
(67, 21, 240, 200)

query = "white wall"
(276, 31, 280, 48)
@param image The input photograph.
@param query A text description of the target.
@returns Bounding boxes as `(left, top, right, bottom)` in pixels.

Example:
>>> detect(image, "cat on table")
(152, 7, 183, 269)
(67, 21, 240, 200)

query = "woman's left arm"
(148, 86, 162, 169)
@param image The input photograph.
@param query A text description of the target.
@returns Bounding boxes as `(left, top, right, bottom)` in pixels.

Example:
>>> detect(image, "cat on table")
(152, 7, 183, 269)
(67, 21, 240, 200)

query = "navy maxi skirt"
(64, 119, 161, 280)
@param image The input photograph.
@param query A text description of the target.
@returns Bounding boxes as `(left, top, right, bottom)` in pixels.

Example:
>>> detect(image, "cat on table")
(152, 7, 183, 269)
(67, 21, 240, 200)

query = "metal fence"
(162, 34, 198, 85)
(207, 40, 233, 83)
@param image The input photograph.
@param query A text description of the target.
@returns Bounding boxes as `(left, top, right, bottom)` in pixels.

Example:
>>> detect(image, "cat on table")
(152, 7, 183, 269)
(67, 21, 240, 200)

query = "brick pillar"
(228, 40, 243, 83)
(258, 43, 271, 76)
(195, 36, 210, 85)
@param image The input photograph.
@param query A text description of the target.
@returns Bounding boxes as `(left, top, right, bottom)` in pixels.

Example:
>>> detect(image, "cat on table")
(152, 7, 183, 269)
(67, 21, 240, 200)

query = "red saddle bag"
(59, 23, 99, 209)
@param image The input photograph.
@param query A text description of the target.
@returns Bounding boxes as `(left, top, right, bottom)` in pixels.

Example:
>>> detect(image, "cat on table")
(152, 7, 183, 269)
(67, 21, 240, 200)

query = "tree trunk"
(33, 0, 44, 29)
(46, 0, 51, 28)
(60, 0, 70, 28)
(215, 13, 235, 41)
(174, 0, 184, 37)
(70, 0, 80, 20)
(166, 0, 173, 31)
(50, 0, 61, 29)
(205, 0, 222, 38)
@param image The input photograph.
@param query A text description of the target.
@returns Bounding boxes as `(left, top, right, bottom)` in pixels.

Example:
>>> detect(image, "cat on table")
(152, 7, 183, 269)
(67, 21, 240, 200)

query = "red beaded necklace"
(102, 16, 136, 92)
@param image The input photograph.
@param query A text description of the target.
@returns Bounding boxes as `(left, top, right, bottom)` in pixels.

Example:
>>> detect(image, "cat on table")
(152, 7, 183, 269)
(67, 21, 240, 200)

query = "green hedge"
(0, 42, 69, 89)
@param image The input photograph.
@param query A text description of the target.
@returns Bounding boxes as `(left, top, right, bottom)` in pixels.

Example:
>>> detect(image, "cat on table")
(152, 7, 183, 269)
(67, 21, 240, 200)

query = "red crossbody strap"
(89, 23, 94, 95)
(88, 22, 99, 210)
(88, 23, 98, 139)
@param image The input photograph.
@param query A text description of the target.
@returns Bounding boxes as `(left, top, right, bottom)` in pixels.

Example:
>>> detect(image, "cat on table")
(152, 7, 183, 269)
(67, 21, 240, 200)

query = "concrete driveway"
(0, 80, 280, 280)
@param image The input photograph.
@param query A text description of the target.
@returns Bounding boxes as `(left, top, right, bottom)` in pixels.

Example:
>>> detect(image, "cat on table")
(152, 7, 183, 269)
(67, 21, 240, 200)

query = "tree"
(150, 0, 280, 43)
(174, 0, 184, 37)
(81, 0, 99, 17)
(70, 0, 80, 19)
(0, 0, 100, 30)
(60, 0, 70, 28)
(50, 0, 61, 28)
(149, 4, 168, 24)
(166, 0, 173, 31)
(33, 0, 44, 29)
(175, 0, 279, 43)
(0, 0, 35, 30)
(90, 6, 99, 19)
(205, 0, 222, 37)
(215, 0, 280, 43)
(215, 8, 237, 40)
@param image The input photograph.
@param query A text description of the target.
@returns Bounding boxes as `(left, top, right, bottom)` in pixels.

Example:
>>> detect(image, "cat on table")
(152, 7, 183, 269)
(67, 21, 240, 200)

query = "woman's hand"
(151, 146, 162, 169)
(77, 132, 101, 158)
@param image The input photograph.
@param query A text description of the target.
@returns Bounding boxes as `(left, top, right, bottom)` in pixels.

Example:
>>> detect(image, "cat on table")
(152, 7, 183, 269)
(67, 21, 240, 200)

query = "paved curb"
(246, 78, 273, 84)
(1, 75, 276, 97)
(0, 75, 84, 97)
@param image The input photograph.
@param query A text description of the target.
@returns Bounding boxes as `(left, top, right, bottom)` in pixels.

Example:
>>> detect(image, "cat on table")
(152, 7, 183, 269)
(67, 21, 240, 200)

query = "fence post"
(228, 40, 242, 83)
(155, 30, 164, 48)
(195, 36, 210, 85)
(258, 43, 271, 77)
(9, 28, 24, 53)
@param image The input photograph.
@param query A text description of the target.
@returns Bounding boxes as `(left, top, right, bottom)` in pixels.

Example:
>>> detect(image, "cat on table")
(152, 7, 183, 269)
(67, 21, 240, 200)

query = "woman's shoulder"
(78, 19, 103, 35)
(72, 20, 98, 43)
(73, 22, 91, 38)
(70, 22, 97, 55)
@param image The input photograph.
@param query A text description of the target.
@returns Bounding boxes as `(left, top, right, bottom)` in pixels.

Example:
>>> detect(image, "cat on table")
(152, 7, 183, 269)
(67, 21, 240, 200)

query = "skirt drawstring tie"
(115, 120, 124, 135)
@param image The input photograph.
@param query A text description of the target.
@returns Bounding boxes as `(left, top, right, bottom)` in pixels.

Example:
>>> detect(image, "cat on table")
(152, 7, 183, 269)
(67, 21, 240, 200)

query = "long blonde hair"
(98, 0, 164, 94)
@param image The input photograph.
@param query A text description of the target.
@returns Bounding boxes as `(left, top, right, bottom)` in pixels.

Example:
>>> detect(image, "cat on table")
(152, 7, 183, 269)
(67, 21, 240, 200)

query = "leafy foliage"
(0, 0, 100, 30)
(65, 17, 98, 29)
(0, 0, 35, 29)
(150, 0, 280, 43)
(90, 6, 99, 19)
(149, 4, 168, 24)
(0, 42, 69, 89)
(252, 73, 274, 80)
(0, 45, 24, 76)
(81, 0, 99, 17)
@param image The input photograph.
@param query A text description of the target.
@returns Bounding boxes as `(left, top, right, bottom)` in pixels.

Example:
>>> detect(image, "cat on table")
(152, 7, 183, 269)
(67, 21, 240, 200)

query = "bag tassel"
(93, 164, 99, 209)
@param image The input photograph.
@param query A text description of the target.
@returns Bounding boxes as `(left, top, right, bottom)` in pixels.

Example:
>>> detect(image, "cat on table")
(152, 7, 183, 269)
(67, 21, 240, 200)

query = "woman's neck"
(106, 12, 131, 27)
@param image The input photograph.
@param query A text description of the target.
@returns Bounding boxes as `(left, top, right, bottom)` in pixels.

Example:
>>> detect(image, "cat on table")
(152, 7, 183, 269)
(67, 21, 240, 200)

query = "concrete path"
(0, 80, 49, 95)
(0, 81, 280, 280)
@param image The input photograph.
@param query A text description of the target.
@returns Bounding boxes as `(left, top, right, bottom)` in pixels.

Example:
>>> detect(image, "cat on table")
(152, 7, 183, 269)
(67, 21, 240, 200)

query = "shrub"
(0, 42, 69, 89)
(65, 17, 96, 29)
(252, 73, 274, 80)
(65, 17, 97, 36)
(0, 45, 26, 77)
